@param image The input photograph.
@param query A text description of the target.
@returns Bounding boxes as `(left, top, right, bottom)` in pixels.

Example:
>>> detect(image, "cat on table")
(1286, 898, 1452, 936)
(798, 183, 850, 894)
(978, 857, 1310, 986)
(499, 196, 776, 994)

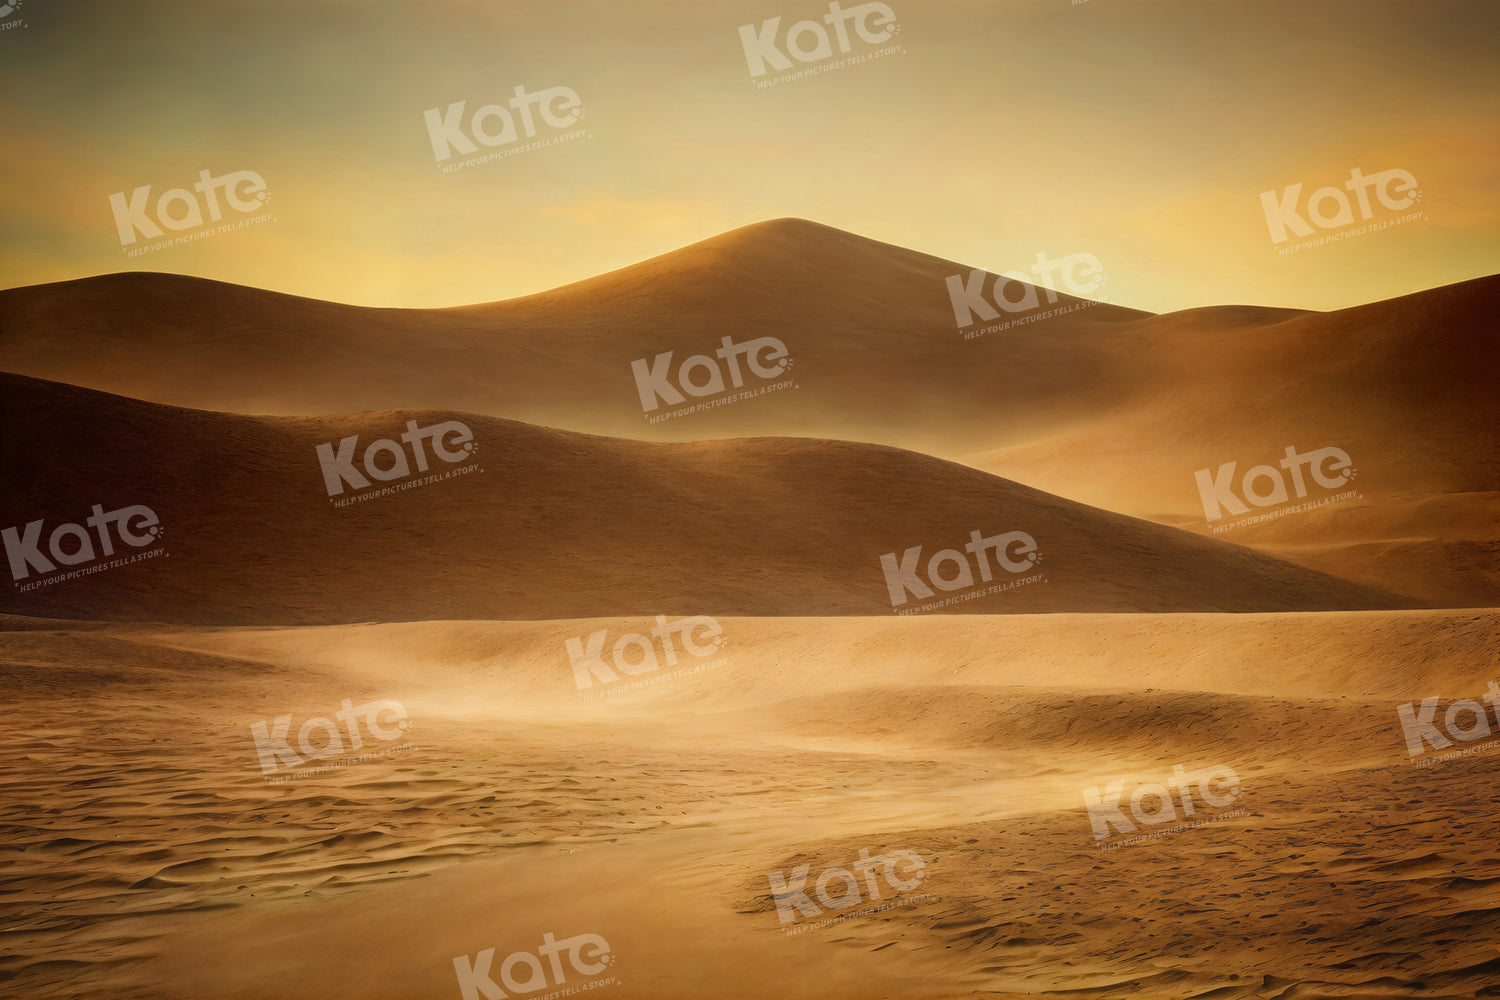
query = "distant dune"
(0, 373, 1406, 625)
(1175, 490, 1500, 609)
(3, 219, 1494, 607)
(0, 219, 1150, 456)
(1, 221, 1493, 507)
(972, 272, 1500, 513)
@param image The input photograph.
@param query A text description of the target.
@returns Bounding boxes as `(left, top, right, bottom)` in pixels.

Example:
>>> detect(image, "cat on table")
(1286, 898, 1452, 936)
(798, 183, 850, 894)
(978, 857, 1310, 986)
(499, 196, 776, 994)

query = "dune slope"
(0, 373, 1407, 624)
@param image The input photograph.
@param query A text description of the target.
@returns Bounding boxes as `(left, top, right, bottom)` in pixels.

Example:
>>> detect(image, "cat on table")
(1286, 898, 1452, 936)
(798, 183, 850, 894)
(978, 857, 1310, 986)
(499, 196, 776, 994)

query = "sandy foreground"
(2, 609, 1499, 999)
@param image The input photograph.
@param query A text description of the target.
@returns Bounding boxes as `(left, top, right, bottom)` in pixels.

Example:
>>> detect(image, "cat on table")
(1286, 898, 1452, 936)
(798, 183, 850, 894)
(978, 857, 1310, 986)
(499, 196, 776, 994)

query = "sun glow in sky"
(2, 0, 1496, 312)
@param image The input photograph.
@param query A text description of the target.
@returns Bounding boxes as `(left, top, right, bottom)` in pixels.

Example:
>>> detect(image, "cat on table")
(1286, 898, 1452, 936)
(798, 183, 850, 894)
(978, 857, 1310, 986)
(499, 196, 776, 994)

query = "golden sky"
(2, 0, 1496, 312)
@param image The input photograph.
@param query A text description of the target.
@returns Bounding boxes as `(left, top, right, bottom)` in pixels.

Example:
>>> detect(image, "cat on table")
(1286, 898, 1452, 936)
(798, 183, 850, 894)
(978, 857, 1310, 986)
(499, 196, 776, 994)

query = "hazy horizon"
(2, 0, 1497, 312)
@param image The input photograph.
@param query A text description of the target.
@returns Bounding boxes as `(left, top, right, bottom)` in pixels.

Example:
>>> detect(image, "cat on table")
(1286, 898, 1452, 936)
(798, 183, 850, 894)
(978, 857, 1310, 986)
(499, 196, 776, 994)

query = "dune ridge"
(3, 220, 1494, 606)
(0, 372, 1408, 625)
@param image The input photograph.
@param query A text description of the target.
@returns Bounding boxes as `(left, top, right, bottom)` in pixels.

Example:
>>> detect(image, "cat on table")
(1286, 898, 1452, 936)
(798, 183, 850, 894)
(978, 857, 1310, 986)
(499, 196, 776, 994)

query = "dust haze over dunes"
(3, 611, 1500, 1000)
(0, 372, 1406, 625)
(1, 219, 1495, 504)
(4, 219, 1496, 608)
(0, 219, 1154, 453)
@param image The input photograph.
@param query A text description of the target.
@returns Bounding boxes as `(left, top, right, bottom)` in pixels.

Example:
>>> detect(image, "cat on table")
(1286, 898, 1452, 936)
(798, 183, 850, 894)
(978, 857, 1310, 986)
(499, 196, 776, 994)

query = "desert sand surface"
(2, 222, 1496, 1000)
(3, 221, 1494, 606)
(0, 372, 1408, 624)
(2, 609, 1498, 1000)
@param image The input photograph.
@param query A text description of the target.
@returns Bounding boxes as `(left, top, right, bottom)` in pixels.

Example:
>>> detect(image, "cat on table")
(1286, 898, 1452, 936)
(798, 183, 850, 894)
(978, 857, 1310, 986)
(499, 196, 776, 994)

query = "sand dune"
(1174, 491, 1500, 609)
(3, 220, 1494, 607)
(1, 221, 1493, 507)
(2, 609, 1496, 999)
(0, 373, 1407, 625)
(0, 220, 1151, 454)
(1, 220, 1494, 999)
(969, 274, 1500, 600)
